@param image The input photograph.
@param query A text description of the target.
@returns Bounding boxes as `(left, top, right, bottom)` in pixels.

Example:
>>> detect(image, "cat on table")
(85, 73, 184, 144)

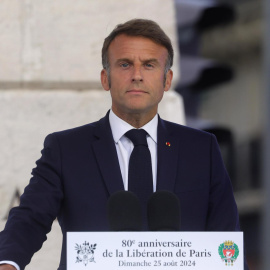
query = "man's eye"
(145, 63, 154, 68)
(121, 63, 129, 68)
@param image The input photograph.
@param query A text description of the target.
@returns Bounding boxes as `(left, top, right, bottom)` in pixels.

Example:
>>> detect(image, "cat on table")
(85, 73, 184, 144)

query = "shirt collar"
(109, 109, 158, 143)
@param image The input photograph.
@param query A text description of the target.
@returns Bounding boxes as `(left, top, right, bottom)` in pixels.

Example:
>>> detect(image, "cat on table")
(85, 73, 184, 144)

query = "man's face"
(101, 34, 173, 119)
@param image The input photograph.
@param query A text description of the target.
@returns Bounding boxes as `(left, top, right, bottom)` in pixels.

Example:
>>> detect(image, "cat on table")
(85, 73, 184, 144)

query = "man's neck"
(111, 109, 157, 128)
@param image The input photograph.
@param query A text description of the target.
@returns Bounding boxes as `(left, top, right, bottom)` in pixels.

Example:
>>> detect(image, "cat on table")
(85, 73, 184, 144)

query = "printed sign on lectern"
(67, 232, 244, 270)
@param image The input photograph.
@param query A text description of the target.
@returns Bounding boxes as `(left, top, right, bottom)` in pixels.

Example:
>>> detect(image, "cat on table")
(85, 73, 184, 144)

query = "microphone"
(107, 191, 143, 231)
(147, 191, 180, 231)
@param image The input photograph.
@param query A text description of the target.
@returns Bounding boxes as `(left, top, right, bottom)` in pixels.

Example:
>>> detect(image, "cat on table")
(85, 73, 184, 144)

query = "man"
(0, 19, 247, 270)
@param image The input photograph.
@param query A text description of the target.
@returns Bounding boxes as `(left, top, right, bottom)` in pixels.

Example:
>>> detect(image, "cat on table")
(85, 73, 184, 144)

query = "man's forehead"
(110, 34, 163, 47)
(108, 34, 168, 59)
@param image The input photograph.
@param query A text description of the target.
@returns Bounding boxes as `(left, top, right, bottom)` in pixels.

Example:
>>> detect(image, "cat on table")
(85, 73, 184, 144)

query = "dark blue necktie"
(125, 129, 153, 209)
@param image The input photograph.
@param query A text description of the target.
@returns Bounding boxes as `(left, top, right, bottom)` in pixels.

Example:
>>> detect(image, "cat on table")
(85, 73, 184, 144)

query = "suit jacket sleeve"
(208, 135, 249, 270)
(0, 133, 63, 269)
(206, 134, 240, 231)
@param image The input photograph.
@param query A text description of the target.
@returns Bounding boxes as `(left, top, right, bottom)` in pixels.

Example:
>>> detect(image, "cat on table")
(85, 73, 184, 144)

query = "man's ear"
(101, 69, 110, 91)
(164, 69, 173, 92)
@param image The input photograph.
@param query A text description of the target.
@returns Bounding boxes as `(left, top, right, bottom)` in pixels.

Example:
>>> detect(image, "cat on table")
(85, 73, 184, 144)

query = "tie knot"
(125, 129, 148, 146)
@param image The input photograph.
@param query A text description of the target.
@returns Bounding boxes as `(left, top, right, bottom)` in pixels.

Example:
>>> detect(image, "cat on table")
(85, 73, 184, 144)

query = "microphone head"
(147, 191, 180, 231)
(107, 191, 143, 231)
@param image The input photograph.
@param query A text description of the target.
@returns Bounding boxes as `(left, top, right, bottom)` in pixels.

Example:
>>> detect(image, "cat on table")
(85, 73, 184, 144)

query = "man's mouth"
(127, 89, 147, 93)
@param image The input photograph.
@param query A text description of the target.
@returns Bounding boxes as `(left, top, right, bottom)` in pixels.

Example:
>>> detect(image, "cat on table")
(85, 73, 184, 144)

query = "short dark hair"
(102, 18, 174, 73)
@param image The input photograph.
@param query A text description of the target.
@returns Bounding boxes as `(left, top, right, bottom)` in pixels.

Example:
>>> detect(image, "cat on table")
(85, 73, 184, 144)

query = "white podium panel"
(67, 232, 243, 270)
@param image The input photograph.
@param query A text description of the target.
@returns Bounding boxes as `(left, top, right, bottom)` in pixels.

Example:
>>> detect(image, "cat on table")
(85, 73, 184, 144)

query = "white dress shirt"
(109, 109, 158, 192)
(0, 261, 20, 270)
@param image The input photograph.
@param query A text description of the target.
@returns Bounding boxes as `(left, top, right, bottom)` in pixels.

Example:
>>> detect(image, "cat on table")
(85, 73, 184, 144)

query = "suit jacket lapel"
(92, 112, 124, 195)
(92, 113, 179, 194)
(156, 117, 179, 192)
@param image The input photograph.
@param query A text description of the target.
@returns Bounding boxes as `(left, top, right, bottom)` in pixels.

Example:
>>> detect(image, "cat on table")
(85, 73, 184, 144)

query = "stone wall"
(1, 0, 180, 88)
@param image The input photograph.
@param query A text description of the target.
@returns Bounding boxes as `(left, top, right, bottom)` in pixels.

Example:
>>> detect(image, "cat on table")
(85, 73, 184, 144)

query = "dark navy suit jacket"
(0, 112, 242, 269)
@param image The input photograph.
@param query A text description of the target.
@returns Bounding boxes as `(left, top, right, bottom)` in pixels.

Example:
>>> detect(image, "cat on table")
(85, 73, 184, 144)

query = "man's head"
(102, 19, 174, 82)
(100, 19, 174, 127)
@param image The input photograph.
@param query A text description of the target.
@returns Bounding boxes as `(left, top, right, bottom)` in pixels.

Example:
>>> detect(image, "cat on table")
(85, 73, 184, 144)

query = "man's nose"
(132, 66, 143, 82)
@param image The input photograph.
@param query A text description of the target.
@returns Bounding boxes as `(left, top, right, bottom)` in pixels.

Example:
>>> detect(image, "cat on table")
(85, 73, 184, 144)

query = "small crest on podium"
(218, 240, 239, 266)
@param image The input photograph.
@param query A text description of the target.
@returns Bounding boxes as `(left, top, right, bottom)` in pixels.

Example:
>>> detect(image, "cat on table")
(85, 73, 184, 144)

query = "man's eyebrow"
(115, 58, 160, 63)
(143, 58, 159, 63)
(114, 58, 161, 67)
(115, 58, 132, 64)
